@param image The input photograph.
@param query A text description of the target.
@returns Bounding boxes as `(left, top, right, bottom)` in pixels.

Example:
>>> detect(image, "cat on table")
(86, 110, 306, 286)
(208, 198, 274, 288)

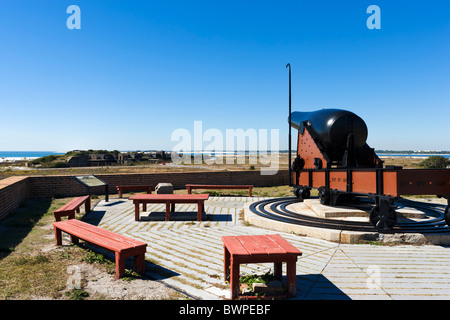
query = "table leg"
(134, 203, 140, 221)
(274, 262, 282, 280)
(165, 202, 170, 221)
(197, 201, 203, 221)
(143, 203, 147, 212)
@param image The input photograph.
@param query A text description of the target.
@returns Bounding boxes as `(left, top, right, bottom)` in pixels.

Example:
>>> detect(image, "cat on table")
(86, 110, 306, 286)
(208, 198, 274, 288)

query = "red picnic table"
(221, 234, 302, 299)
(128, 194, 210, 222)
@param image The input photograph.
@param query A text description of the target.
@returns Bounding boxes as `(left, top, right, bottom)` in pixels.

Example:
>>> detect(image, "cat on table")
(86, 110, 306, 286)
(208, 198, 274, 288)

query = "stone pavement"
(83, 196, 450, 300)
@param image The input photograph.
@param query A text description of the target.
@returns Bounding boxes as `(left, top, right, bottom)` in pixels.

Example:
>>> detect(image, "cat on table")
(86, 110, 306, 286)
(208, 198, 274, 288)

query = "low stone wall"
(0, 170, 289, 220)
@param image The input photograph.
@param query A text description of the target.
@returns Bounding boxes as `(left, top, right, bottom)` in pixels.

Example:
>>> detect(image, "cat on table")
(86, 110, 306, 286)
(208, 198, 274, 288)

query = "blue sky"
(0, 0, 449, 152)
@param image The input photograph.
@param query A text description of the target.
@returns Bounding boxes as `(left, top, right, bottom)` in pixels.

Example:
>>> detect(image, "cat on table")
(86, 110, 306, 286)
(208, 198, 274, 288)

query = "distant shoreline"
(0, 150, 449, 163)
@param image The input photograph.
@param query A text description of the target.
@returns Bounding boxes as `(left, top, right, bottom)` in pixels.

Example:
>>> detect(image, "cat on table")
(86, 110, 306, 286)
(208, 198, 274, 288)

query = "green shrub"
(419, 156, 450, 169)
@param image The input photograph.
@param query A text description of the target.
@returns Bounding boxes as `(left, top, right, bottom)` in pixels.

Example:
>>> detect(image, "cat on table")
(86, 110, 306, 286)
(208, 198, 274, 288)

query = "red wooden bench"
(53, 219, 147, 279)
(128, 194, 210, 222)
(54, 195, 91, 221)
(116, 185, 153, 198)
(186, 184, 253, 196)
(221, 234, 302, 299)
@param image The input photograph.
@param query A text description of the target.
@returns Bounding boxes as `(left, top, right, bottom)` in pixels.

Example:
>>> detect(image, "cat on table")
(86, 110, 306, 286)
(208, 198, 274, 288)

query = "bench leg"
(134, 253, 146, 275)
(223, 246, 231, 284)
(115, 252, 125, 279)
(187, 187, 192, 194)
(230, 257, 240, 300)
(249, 187, 253, 197)
(54, 226, 62, 246)
(286, 258, 297, 297)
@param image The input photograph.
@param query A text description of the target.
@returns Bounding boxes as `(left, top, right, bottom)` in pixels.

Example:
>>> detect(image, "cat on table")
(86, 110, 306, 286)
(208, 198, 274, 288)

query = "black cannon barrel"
(289, 109, 368, 154)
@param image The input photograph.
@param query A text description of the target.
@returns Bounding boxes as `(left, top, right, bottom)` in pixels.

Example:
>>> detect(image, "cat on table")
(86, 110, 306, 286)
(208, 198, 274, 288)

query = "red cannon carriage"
(289, 108, 450, 232)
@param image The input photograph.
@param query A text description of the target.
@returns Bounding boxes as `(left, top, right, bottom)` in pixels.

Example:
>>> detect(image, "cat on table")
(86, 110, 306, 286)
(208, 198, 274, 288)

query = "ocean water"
(0, 151, 64, 161)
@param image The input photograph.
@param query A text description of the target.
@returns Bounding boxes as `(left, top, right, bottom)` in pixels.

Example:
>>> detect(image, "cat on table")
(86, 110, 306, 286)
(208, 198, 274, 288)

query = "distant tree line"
(376, 150, 450, 154)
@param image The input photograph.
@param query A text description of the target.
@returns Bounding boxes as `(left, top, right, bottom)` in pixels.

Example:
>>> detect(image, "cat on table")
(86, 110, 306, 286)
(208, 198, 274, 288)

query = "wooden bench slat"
(54, 220, 145, 252)
(221, 236, 250, 256)
(186, 184, 253, 188)
(54, 195, 90, 213)
(54, 224, 132, 252)
(236, 235, 269, 255)
(116, 185, 153, 190)
(251, 235, 286, 255)
(64, 219, 146, 248)
(267, 234, 302, 256)
(186, 184, 253, 196)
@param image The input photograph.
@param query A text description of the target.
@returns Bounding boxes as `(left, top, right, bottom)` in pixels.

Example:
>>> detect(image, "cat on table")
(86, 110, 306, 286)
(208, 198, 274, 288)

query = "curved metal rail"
(249, 197, 450, 234)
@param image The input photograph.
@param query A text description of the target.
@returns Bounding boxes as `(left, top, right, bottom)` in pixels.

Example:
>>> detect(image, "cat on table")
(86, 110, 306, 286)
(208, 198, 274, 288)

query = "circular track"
(249, 197, 450, 234)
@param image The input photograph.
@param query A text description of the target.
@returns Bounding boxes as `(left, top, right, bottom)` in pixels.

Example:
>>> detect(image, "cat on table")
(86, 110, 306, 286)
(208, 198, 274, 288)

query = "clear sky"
(0, 0, 449, 152)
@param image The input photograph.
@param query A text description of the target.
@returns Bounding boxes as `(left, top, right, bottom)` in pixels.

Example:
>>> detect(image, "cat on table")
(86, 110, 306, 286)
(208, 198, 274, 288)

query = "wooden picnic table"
(128, 194, 210, 222)
(221, 234, 302, 299)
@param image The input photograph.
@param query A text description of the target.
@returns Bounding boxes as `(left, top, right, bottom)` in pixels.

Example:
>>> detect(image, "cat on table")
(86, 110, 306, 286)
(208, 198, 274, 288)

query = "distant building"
(67, 153, 118, 167)
(118, 152, 144, 165)
(65, 150, 170, 167)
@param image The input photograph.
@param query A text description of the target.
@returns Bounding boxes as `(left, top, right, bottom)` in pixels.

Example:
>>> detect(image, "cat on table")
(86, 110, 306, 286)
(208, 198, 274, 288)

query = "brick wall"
(0, 176, 29, 220)
(0, 170, 289, 220)
(27, 170, 289, 198)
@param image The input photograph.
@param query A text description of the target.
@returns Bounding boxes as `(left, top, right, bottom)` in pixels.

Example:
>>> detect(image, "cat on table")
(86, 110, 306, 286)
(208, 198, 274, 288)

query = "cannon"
(290, 109, 383, 170)
(288, 108, 450, 232)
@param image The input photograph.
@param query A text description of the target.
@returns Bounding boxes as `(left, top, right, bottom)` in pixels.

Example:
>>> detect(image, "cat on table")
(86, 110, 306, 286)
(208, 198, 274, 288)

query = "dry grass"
(0, 197, 185, 300)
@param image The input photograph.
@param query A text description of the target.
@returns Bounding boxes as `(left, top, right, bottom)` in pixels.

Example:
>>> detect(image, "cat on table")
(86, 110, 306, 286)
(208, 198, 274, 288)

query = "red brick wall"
(0, 170, 289, 220)
(0, 176, 29, 220)
(27, 170, 289, 197)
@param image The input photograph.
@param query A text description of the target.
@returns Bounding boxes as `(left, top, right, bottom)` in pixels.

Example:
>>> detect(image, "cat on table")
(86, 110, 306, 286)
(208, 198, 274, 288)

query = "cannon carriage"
(289, 108, 450, 233)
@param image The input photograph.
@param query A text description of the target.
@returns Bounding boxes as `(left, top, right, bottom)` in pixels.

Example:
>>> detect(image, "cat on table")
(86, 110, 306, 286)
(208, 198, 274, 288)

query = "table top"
(222, 234, 302, 257)
(129, 194, 210, 201)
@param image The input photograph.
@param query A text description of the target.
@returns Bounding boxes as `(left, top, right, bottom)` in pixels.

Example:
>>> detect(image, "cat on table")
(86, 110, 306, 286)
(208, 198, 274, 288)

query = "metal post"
(286, 63, 292, 186)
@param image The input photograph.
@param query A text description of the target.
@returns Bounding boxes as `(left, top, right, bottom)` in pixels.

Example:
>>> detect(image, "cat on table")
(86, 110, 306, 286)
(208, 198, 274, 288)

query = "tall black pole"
(286, 63, 292, 187)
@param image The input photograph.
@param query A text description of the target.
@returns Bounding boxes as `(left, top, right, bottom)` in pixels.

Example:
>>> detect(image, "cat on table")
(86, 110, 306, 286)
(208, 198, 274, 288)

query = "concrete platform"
(244, 198, 450, 245)
(81, 196, 450, 300)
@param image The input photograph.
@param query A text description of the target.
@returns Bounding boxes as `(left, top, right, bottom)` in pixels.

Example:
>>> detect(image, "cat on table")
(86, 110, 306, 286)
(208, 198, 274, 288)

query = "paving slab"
(80, 196, 450, 300)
